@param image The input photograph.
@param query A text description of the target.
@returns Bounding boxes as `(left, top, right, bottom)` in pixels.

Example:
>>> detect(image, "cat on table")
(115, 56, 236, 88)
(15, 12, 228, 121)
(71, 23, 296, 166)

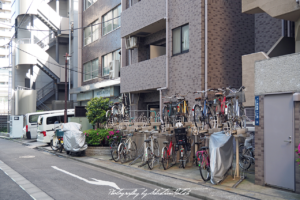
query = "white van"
(36, 112, 75, 144)
(23, 109, 75, 139)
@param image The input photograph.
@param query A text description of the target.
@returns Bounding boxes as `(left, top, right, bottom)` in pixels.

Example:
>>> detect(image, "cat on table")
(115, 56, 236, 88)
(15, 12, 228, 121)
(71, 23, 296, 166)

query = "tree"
(86, 97, 111, 126)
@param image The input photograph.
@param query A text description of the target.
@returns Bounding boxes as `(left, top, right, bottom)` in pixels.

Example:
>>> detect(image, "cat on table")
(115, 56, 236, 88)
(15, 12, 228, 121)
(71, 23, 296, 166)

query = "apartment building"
(119, 0, 254, 117)
(9, 0, 78, 115)
(241, 0, 300, 193)
(70, 0, 121, 105)
(0, 0, 11, 68)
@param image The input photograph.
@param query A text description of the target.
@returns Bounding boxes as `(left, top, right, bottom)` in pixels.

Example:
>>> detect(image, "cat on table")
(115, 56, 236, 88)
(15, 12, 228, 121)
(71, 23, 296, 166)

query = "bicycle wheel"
(239, 153, 251, 170)
(111, 141, 119, 162)
(147, 147, 154, 170)
(180, 147, 188, 169)
(50, 139, 58, 151)
(59, 140, 63, 153)
(129, 141, 137, 159)
(161, 147, 169, 170)
(193, 105, 203, 127)
(118, 143, 126, 163)
(199, 153, 211, 181)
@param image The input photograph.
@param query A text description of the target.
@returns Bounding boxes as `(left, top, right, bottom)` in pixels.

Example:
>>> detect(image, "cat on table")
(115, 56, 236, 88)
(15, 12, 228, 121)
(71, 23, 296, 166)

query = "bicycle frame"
(196, 150, 210, 167)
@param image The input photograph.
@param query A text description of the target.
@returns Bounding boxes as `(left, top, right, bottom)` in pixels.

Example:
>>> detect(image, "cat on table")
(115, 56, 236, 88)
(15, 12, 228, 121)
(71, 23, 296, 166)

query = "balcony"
(121, 0, 166, 38)
(255, 52, 300, 95)
(120, 55, 166, 93)
(242, 0, 300, 21)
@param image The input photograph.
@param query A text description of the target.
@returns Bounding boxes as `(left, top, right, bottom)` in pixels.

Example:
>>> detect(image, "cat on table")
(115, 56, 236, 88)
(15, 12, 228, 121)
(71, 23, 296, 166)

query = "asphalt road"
(0, 139, 197, 200)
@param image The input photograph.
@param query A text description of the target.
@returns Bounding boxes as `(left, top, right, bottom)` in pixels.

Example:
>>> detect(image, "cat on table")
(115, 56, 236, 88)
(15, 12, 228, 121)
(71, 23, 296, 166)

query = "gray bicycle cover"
(62, 122, 88, 152)
(209, 131, 233, 184)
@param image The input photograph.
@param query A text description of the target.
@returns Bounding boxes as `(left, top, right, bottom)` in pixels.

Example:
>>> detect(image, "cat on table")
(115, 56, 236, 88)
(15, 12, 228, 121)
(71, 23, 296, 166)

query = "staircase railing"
(37, 100, 51, 111)
(37, 81, 55, 102)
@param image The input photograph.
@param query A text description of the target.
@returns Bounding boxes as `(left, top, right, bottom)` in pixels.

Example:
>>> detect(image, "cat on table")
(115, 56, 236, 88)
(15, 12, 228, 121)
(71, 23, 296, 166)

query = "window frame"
(172, 24, 189, 56)
(83, 19, 99, 46)
(83, 58, 99, 82)
(102, 4, 121, 36)
(84, 0, 97, 11)
(102, 49, 121, 77)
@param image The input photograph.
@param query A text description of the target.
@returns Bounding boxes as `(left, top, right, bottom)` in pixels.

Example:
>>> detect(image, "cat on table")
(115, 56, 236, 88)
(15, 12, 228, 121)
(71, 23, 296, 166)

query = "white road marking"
(51, 166, 120, 189)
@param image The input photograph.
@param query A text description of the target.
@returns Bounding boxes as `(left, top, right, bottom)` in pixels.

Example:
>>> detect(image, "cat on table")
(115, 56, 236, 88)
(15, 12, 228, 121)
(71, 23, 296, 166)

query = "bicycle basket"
(55, 130, 64, 137)
(175, 128, 187, 145)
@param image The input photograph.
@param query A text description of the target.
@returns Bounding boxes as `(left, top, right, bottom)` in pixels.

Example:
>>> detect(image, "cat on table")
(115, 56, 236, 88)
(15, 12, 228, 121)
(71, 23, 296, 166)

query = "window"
(102, 49, 121, 76)
(29, 114, 42, 123)
(84, 20, 99, 46)
(172, 24, 189, 55)
(84, 0, 97, 11)
(102, 5, 121, 36)
(83, 58, 99, 82)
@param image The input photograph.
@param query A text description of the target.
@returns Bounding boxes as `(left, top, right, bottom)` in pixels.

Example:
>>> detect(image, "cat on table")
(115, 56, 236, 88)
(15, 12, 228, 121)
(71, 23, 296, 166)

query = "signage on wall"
(255, 96, 259, 126)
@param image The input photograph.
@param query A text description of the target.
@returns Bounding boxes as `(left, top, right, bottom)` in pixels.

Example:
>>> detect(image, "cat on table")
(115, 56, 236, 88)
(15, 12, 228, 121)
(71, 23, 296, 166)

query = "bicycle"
(161, 133, 177, 170)
(193, 89, 215, 129)
(174, 128, 191, 169)
(110, 135, 122, 162)
(196, 135, 211, 181)
(118, 131, 137, 163)
(239, 133, 255, 170)
(142, 130, 160, 170)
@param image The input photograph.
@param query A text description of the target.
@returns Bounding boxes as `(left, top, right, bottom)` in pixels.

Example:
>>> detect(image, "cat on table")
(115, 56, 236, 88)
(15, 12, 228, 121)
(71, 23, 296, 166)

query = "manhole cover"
(19, 156, 35, 158)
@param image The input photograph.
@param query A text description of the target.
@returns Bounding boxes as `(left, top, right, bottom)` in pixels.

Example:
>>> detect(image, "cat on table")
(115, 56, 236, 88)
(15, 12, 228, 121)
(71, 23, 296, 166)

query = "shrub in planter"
(84, 129, 122, 146)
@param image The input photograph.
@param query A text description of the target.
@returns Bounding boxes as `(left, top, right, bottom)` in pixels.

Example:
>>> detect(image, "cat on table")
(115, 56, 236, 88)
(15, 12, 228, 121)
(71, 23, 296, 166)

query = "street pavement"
(0, 139, 198, 200)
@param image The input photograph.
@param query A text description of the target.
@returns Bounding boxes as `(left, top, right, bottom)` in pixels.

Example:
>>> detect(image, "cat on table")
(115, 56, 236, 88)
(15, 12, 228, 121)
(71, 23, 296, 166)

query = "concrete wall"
(121, 55, 166, 93)
(120, 0, 166, 37)
(255, 52, 300, 95)
(81, 0, 121, 86)
(242, 52, 268, 107)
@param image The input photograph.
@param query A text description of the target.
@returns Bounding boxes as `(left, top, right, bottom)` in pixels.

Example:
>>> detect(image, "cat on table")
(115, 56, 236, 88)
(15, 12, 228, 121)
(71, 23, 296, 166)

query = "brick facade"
(255, 95, 264, 185)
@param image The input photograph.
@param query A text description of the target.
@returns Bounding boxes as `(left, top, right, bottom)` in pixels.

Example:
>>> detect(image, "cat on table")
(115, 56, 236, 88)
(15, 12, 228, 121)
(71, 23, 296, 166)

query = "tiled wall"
(205, 0, 255, 91)
(82, 0, 121, 86)
(255, 95, 264, 185)
(255, 13, 282, 53)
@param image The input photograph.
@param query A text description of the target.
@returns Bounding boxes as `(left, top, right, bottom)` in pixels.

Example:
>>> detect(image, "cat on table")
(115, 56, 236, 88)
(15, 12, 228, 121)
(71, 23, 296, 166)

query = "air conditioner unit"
(109, 60, 120, 79)
(125, 36, 139, 50)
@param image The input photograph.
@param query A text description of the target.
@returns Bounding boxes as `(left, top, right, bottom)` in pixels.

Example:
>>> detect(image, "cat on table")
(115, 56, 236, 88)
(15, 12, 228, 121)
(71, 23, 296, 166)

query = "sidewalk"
(2, 137, 300, 200)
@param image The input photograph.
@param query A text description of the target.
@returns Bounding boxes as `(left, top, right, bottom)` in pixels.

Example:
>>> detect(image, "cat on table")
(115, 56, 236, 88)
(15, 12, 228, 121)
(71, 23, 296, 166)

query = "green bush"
(86, 97, 111, 126)
(84, 129, 122, 146)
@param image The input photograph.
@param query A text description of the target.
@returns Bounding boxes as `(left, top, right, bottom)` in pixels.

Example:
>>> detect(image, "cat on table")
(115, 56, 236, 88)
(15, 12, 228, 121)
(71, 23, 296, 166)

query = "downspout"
(205, 0, 208, 97)
(157, 0, 169, 121)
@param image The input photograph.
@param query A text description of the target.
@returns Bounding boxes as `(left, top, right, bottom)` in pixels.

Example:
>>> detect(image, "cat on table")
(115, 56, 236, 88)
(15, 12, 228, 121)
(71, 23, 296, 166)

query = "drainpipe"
(157, 0, 169, 121)
(55, 33, 59, 63)
(56, 0, 59, 16)
(205, 0, 208, 97)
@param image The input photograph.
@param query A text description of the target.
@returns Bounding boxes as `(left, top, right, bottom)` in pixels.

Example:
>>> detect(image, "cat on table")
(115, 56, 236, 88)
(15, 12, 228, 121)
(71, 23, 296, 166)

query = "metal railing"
(37, 81, 55, 102)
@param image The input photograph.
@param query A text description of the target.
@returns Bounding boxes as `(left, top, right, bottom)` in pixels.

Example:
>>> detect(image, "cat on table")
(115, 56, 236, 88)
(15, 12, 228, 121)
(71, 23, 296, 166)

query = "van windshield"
(29, 114, 42, 123)
(46, 115, 74, 125)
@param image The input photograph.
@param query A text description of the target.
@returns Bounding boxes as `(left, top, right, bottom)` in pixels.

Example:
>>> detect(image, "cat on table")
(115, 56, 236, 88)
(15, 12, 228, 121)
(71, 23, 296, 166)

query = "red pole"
(64, 53, 69, 123)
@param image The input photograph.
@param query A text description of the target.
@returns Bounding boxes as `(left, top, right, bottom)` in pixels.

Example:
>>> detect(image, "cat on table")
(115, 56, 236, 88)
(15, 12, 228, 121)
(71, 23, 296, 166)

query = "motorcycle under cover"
(209, 131, 233, 184)
(62, 122, 87, 152)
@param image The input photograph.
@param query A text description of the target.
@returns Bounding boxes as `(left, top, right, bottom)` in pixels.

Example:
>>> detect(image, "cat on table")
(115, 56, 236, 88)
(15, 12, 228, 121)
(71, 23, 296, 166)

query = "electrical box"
(10, 115, 24, 138)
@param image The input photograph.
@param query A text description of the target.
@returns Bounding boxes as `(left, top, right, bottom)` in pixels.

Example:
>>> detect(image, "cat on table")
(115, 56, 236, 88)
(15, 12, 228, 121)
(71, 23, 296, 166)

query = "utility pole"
(64, 53, 71, 123)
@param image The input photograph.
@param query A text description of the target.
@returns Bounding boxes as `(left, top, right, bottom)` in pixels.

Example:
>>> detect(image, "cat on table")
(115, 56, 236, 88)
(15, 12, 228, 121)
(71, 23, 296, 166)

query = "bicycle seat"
(200, 146, 209, 150)
(163, 141, 169, 144)
(195, 142, 202, 145)
(195, 97, 202, 101)
(164, 101, 170, 104)
(177, 97, 185, 100)
(114, 102, 120, 105)
(144, 139, 151, 143)
(215, 92, 223, 97)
